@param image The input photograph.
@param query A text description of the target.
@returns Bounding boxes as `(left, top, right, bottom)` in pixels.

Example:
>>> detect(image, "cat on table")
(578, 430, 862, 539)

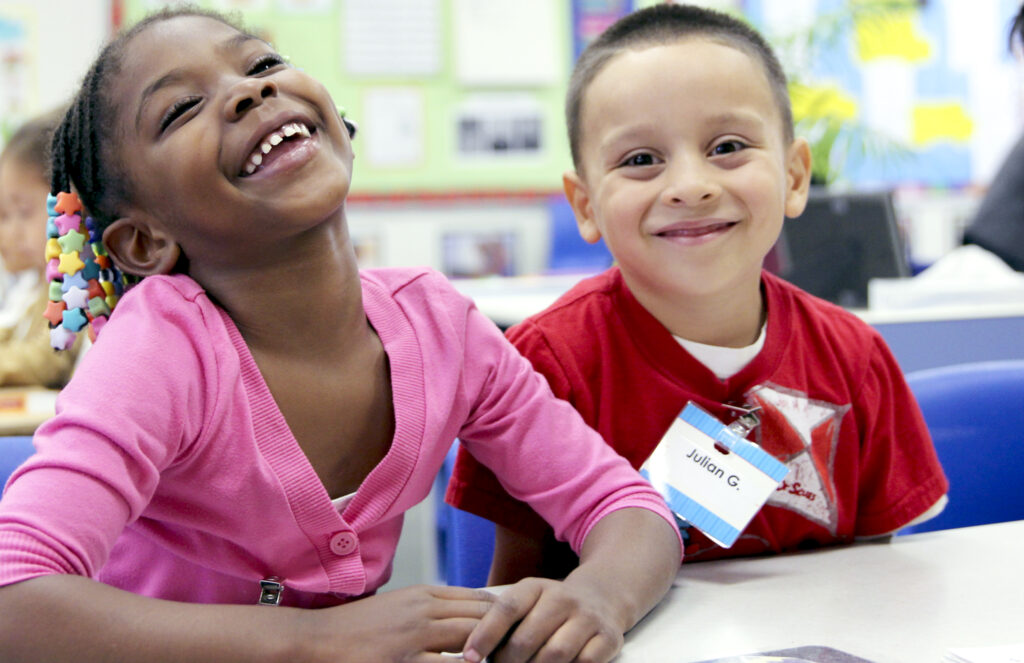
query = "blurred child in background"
(0, 107, 81, 387)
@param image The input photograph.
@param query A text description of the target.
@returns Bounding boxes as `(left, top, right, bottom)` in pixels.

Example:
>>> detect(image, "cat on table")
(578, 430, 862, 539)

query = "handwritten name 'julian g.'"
(685, 448, 740, 487)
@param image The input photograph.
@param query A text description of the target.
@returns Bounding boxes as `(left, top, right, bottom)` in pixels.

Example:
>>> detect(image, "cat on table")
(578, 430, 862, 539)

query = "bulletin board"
(121, 0, 587, 198)
(121, 0, 1022, 193)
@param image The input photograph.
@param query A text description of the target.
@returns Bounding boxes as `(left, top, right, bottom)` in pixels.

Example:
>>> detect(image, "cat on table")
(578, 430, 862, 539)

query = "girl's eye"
(247, 53, 286, 76)
(711, 140, 747, 156)
(621, 153, 656, 167)
(160, 97, 200, 132)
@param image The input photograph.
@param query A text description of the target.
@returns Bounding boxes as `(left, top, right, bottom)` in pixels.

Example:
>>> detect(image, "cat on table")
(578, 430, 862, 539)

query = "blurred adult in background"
(962, 4, 1024, 272)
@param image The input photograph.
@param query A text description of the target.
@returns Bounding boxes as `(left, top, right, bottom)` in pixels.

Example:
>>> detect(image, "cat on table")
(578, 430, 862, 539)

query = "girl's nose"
(661, 161, 721, 207)
(224, 78, 278, 121)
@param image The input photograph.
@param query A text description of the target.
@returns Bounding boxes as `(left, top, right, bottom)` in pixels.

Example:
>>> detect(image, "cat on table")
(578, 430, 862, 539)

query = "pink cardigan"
(0, 269, 677, 607)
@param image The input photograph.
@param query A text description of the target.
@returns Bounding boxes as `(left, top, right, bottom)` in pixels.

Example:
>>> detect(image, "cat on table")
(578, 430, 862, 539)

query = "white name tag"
(641, 402, 788, 548)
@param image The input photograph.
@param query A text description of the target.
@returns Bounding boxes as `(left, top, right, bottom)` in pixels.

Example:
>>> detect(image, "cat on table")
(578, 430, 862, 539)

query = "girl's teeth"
(244, 123, 312, 175)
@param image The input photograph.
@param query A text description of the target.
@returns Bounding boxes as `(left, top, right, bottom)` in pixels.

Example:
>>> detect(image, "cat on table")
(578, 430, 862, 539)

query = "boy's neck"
(626, 273, 766, 349)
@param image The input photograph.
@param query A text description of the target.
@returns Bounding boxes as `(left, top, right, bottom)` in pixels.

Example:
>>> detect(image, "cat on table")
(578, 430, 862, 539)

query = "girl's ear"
(563, 170, 602, 244)
(784, 137, 813, 219)
(103, 214, 181, 277)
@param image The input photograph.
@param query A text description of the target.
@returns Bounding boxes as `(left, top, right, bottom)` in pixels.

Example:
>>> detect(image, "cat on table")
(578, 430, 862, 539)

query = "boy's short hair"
(566, 4, 794, 169)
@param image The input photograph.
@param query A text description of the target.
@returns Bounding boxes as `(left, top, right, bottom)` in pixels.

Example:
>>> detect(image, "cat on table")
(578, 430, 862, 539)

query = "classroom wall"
(0, 0, 108, 143)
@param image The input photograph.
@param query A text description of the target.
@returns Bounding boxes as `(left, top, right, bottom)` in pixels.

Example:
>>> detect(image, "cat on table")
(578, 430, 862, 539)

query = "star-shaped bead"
(87, 279, 104, 299)
(88, 315, 108, 341)
(61, 307, 88, 332)
(88, 296, 111, 317)
(50, 325, 77, 350)
(62, 285, 90, 310)
(57, 228, 87, 253)
(48, 281, 64, 302)
(55, 213, 82, 235)
(45, 238, 62, 261)
(80, 258, 100, 281)
(61, 271, 88, 291)
(46, 258, 61, 282)
(55, 191, 83, 216)
(58, 251, 86, 276)
(43, 300, 66, 326)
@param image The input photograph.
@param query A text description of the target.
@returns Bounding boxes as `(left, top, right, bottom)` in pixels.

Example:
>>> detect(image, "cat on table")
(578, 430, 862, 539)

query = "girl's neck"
(194, 219, 369, 361)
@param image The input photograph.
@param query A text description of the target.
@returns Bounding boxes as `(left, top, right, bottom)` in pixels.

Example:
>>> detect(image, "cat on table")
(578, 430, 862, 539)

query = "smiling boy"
(447, 4, 948, 581)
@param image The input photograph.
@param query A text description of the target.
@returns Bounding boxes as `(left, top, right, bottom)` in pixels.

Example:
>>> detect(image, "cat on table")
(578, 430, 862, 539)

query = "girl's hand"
(311, 584, 498, 662)
(461, 577, 625, 663)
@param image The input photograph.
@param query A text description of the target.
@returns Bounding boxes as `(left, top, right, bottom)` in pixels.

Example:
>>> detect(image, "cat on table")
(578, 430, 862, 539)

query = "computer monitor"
(767, 189, 910, 309)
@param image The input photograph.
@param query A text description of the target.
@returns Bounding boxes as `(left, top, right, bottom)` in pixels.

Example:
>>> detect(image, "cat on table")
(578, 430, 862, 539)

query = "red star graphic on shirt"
(746, 384, 850, 534)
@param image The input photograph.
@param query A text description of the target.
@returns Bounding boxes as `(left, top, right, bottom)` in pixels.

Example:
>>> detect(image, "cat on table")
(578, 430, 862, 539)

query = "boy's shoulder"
(519, 267, 627, 327)
(507, 267, 651, 354)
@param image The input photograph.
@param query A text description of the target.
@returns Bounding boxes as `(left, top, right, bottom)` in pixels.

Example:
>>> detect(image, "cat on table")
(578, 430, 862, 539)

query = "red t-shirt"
(446, 267, 948, 562)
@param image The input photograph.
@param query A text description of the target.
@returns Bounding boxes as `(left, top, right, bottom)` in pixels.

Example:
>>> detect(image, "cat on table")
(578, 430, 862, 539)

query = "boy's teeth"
(270, 134, 283, 146)
(283, 124, 297, 137)
(261, 142, 272, 154)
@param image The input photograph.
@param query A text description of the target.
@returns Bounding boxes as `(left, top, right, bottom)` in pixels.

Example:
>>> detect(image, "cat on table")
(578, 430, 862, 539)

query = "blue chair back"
(1, 436, 36, 490)
(900, 360, 1024, 534)
(434, 443, 495, 587)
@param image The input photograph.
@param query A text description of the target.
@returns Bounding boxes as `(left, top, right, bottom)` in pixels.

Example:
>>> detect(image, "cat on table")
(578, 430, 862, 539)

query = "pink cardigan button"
(329, 531, 358, 556)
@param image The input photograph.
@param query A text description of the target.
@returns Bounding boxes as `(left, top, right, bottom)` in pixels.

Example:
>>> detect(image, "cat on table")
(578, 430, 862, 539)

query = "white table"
(0, 387, 58, 436)
(619, 520, 1024, 663)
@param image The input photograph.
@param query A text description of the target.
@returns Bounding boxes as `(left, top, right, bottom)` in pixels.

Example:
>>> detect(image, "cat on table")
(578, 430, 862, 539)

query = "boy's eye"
(159, 97, 200, 132)
(621, 153, 657, 167)
(247, 53, 286, 76)
(710, 140, 747, 156)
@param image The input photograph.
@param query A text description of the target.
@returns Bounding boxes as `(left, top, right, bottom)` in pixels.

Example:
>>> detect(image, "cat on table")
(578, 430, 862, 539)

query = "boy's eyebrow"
(134, 33, 264, 131)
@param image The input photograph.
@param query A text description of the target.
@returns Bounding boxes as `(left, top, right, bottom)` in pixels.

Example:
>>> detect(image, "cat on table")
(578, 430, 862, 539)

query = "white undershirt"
(674, 320, 767, 380)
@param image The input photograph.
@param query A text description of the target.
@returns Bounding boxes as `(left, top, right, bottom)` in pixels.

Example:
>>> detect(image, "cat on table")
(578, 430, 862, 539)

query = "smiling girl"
(0, 8, 680, 662)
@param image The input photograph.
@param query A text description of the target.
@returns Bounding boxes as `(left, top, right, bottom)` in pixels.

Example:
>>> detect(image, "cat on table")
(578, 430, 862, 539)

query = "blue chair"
(1, 436, 36, 489)
(434, 443, 495, 587)
(899, 359, 1024, 534)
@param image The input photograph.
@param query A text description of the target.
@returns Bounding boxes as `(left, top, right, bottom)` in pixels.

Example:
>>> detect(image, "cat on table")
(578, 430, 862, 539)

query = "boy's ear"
(562, 170, 602, 244)
(784, 137, 813, 219)
(103, 212, 181, 277)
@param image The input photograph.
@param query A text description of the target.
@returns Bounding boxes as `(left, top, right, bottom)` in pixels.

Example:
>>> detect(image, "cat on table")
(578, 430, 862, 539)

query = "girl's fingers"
(461, 582, 544, 662)
(421, 617, 492, 656)
(527, 620, 622, 663)
(423, 585, 498, 620)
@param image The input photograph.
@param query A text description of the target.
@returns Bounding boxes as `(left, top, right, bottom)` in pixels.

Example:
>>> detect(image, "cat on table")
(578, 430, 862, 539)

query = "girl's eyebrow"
(136, 69, 189, 130)
(134, 33, 265, 131)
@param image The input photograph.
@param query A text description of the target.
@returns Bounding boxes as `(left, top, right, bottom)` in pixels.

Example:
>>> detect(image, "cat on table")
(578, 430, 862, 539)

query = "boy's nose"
(661, 161, 721, 207)
(224, 78, 278, 121)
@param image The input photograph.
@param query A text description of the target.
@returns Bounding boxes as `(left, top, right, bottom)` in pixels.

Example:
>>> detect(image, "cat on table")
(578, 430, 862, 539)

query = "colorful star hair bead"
(43, 190, 131, 350)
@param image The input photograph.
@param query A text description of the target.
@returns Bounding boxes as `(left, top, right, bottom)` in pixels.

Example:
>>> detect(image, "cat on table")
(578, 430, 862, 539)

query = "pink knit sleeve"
(0, 277, 217, 587)
(454, 302, 680, 555)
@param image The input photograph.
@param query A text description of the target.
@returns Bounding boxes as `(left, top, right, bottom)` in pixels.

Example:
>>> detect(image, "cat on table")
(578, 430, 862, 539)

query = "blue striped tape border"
(641, 468, 739, 547)
(680, 403, 789, 482)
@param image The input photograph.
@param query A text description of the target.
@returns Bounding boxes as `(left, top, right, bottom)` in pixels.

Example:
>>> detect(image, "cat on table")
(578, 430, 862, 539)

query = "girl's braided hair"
(43, 5, 245, 349)
(49, 4, 246, 235)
